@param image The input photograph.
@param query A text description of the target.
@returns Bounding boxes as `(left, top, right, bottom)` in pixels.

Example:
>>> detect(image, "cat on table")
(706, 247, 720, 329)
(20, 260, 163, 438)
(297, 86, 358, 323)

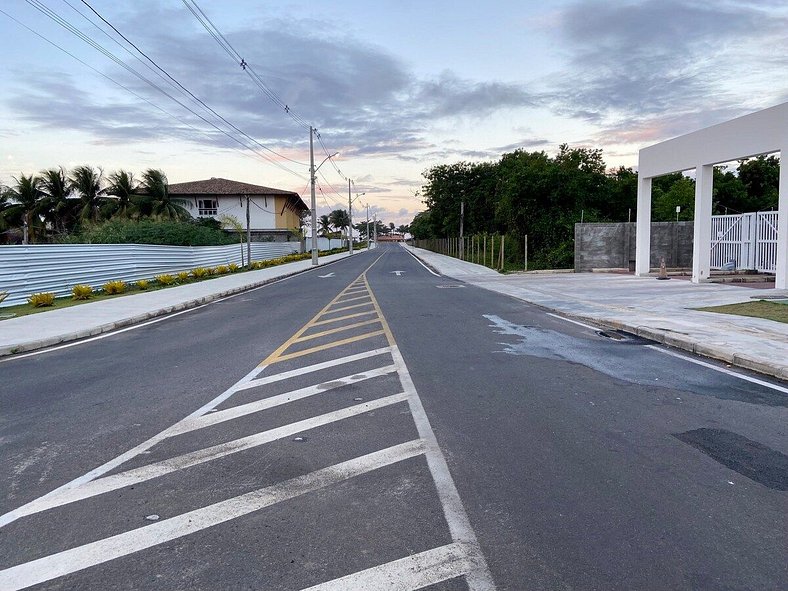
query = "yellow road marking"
(310, 311, 377, 327)
(273, 331, 386, 363)
(325, 301, 374, 314)
(294, 319, 382, 343)
(333, 294, 372, 304)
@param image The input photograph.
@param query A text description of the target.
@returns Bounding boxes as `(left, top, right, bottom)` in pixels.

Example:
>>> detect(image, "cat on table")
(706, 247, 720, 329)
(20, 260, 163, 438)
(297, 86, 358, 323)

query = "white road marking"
(300, 542, 474, 590)
(170, 365, 398, 436)
(390, 270, 405, 276)
(400, 244, 441, 276)
(319, 272, 336, 278)
(545, 313, 600, 331)
(5, 393, 410, 520)
(0, 440, 427, 591)
(646, 345, 788, 394)
(390, 345, 496, 591)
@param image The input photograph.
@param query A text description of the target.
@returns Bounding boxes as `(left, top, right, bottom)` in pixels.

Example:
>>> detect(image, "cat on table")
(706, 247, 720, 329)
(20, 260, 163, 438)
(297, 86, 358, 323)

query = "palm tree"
(329, 209, 350, 247)
(69, 165, 105, 223)
(39, 167, 74, 236)
(105, 170, 138, 219)
(7, 174, 45, 244)
(139, 169, 191, 221)
(318, 214, 333, 249)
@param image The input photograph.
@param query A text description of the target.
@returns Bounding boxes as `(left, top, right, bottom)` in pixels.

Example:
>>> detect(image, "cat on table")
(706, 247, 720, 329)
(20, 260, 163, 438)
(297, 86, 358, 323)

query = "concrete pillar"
(635, 176, 652, 275)
(776, 150, 787, 289)
(692, 164, 714, 283)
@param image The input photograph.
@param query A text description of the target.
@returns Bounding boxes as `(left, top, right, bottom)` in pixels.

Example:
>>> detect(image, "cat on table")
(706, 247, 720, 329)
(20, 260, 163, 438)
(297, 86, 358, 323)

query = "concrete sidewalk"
(0, 252, 355, 358)
(407, 246, 788, 381)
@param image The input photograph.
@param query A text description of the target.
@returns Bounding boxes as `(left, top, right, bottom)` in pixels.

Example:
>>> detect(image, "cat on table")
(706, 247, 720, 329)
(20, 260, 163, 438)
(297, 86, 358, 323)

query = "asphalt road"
(1, 244, 785, 590)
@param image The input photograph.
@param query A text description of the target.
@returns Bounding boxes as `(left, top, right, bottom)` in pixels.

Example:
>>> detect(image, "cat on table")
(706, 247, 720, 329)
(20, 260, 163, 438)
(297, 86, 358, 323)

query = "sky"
(1, 0, 786, 227)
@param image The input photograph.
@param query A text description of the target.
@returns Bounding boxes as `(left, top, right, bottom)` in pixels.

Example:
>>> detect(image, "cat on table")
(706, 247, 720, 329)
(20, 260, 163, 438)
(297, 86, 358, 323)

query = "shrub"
(191, 267, 210, 278)
(62, 219, 237, 246)
(103, 280, 127, 294)
(0, 291, 8, 305)
(28, 292, 55, 307)
(71, 284, 94, 300)
(136, 279, 150, 290)
(176, 271, 190, 282)
(228, 263, 239, 273)
(154, 274, 176, 285)
(215, 265, 229, 275)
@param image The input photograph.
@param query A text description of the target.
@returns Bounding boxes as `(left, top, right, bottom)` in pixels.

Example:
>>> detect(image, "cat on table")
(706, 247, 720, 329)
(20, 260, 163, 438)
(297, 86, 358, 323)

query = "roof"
(169, 177, 308, 211)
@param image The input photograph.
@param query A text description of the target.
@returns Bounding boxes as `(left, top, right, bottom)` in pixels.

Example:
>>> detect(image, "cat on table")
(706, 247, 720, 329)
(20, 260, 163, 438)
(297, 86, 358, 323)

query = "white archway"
(635, 102, 787, 289)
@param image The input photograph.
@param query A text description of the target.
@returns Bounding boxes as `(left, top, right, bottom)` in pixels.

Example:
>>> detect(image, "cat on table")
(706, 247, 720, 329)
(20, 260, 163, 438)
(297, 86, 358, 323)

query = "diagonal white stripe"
(7, 393, 410, 520)
(0, 440, 427, 591)
(300, 542, 473, 591)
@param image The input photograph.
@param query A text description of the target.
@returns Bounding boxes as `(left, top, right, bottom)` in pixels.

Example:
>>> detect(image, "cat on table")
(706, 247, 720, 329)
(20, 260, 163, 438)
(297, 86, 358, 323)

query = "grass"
(0, 248, 349, 321)
(696, 300, 788, 324)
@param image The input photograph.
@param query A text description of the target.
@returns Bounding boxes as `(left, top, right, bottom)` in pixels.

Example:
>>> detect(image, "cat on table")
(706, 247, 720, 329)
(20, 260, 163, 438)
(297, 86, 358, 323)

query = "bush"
(28, 292, 55, 307)
(176, 271, 190, 282)
(136, 279, 150, 290)
(63, 219, 237, 246)
(103, 280, 127, 294)
(154, 274, 176, 285)
(71, 284, 94, 300)
(191, 267, 210, 279)
(228, 263, 239, 273)
(215, 265, 229, 275)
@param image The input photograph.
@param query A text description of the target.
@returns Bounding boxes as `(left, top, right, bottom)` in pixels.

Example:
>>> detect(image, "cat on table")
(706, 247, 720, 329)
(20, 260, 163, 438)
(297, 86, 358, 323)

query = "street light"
(348, 189, 365, 254)
(309, 125, 338, 265)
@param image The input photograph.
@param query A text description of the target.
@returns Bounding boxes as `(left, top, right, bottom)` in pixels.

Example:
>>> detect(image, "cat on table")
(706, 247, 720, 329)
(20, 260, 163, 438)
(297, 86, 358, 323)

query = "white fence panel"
(710, 211, 777, 272)
(0, 242, 300, 307)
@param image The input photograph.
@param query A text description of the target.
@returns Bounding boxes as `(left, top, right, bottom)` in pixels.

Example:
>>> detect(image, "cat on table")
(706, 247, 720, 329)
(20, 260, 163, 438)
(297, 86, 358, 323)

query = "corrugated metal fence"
(0, 242, 301, 307)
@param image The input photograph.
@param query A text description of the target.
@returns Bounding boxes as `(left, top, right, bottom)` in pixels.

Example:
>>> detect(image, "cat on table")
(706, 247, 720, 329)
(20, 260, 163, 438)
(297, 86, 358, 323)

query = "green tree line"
(410, 147, 780, 269)
(0, 165, 206, 244)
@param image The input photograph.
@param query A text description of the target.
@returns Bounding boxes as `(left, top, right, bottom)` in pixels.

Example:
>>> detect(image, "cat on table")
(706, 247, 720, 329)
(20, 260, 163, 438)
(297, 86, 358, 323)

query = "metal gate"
(710, 212, 778, 272)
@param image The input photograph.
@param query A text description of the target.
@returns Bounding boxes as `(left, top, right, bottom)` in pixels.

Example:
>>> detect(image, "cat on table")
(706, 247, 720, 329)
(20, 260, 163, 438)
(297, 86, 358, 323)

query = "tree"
(39, 167, 75, 236)
(139, 169, 191, 221)
(329, 209, 350, 246)
(409, 211, 432, 239)
(318, 214, 333, 248)
(69, 165, 106, 224)
(396, 224, 410, 235)
(738, 155, 779, 211)
(653, 176, 695, 221)
(6, 174, 45, 244)
(219, 214, 246, 266)
(105, 170, 139, 219)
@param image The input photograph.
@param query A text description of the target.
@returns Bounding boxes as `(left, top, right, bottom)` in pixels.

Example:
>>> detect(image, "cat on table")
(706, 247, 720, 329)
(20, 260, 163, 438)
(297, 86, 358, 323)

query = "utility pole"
(373, 213, 377, 247)
(366, 204, 370, 250)
(246, 195, 251, 267)
(459, 201, 465, 260)
(348, 179, 353, 255)
(309, 126, 318, 265)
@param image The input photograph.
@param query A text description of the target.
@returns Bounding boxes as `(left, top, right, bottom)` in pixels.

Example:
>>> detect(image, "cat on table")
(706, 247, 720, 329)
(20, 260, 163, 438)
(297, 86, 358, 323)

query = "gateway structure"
(635, 103, 787, 289)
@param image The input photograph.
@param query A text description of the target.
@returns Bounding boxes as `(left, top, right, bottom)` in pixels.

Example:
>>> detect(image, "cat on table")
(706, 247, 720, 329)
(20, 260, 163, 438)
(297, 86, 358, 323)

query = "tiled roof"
(169, 178, 308, 211)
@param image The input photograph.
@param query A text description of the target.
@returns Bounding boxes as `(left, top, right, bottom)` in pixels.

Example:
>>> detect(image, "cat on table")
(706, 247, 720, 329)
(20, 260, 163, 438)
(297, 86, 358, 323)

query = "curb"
(407, 249, 787, 383)
(0, 255, 356, 359)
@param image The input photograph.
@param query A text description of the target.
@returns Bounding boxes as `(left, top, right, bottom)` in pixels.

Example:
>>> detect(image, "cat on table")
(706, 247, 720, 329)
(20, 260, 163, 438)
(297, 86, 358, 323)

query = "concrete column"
(776, 150, 787, 289)
(692, 164, 714, 283)
(634, 175, 652, 275)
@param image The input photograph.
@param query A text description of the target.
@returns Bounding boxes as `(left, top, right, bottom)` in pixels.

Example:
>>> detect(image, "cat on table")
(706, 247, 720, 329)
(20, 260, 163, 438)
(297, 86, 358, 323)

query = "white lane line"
(0, 361, 267, 529)
(8, 393, 410, 519)
(646, 345, 788, 394)
(0, 439, 427, 591)
(390, 345, 496, 591)
(300, 542, 473, 591)
(401, 244, 441, 276)
(245, 347, 391, 388)
(545, 313, 600, 331)
(170, 365, 398, 436)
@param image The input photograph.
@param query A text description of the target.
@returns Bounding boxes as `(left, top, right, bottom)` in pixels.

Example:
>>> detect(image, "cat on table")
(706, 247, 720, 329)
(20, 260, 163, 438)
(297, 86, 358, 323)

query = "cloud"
(547, 0, 788, 135)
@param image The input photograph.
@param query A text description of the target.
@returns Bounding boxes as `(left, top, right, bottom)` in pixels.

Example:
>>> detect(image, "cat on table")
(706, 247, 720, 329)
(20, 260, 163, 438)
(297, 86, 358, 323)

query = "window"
(198, 199, 218, 216)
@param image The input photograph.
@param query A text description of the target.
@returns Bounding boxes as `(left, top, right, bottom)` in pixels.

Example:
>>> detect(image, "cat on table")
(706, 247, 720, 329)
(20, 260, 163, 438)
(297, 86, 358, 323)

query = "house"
(377, 233, 405, 242)
(169, 177, 309, 242)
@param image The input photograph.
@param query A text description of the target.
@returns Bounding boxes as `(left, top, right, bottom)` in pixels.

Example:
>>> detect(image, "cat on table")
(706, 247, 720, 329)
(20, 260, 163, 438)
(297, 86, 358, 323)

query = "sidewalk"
(408, 246, 788, 381)
(0, 252, 355, 358)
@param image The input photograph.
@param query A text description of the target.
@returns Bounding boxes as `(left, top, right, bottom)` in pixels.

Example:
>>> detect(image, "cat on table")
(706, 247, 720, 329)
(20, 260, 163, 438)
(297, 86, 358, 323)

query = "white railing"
(710, 212, 777, 273)
(0, 242, 300, 307)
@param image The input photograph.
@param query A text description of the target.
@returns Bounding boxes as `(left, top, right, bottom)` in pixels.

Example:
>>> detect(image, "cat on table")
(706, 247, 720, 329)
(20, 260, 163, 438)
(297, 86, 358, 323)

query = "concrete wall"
(575, 222, 694, 272)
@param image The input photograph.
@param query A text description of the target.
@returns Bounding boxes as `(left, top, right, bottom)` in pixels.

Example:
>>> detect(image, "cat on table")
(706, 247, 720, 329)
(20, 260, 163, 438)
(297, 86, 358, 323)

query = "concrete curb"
(0, 255, 355, 358)
(407, 249, 787, 382)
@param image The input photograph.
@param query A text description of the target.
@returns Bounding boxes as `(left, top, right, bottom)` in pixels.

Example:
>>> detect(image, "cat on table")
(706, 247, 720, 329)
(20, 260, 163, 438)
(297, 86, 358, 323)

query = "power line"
(14, 1, 308, 180)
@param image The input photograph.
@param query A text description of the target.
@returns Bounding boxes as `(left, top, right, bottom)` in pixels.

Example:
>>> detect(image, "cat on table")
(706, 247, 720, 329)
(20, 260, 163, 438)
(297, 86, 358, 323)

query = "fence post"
(500, 235, 505, 270)
(483, 235, 487, 268)
(524, 234, 528, 272)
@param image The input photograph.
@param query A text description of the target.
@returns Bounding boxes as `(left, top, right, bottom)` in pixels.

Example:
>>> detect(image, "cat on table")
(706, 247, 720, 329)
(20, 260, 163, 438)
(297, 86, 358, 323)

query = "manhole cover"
(436, 285, 465, 289)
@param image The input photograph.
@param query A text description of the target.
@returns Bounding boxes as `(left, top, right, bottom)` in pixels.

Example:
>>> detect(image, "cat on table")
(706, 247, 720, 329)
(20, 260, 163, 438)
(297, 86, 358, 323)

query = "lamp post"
(309, 125, 338, 266)
(348, 187, 365, 254)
